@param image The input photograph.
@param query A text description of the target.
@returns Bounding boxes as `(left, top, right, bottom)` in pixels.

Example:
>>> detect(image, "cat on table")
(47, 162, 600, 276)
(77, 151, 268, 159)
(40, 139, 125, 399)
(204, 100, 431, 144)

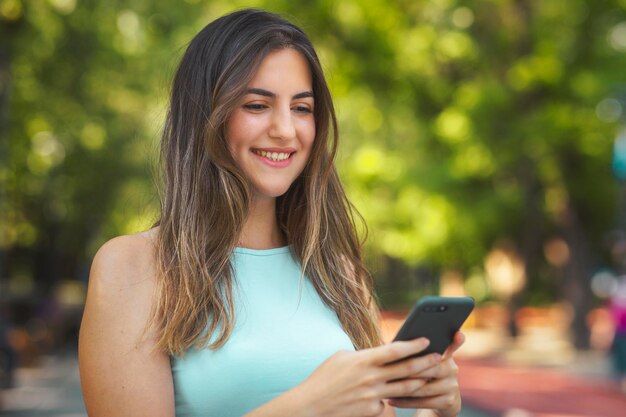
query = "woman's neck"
(238, 197, 286, 250)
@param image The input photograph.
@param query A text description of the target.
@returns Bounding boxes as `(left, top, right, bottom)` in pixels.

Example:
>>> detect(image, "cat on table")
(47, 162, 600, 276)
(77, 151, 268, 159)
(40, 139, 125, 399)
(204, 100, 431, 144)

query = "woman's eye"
(293, 106, 312, 113)
(243, 104, 267, 111)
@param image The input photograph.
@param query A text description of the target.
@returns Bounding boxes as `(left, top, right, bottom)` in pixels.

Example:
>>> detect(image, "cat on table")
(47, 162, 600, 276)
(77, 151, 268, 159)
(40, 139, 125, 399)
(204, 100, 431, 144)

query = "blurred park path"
(458, 356, 625, 417)
(0, 353, 86, 416)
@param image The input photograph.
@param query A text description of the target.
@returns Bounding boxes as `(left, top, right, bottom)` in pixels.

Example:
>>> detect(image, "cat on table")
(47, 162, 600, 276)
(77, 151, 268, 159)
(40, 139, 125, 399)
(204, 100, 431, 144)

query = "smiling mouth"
(251, 149, 294, 162)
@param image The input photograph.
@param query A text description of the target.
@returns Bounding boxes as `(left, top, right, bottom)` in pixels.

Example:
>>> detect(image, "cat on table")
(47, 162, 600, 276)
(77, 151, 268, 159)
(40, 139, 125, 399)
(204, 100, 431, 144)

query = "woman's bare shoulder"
(91, 227, 160, 289)
(82, 227, 162, 346)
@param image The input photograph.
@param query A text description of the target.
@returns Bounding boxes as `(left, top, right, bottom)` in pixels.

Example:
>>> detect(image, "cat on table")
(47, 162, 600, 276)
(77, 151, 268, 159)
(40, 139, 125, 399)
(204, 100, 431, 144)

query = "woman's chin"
(251, 185, 292, 200)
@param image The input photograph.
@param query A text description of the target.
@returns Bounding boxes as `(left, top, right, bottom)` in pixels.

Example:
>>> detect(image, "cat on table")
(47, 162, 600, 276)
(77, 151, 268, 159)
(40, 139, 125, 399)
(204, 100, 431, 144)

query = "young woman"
(78, 9, 465, 417)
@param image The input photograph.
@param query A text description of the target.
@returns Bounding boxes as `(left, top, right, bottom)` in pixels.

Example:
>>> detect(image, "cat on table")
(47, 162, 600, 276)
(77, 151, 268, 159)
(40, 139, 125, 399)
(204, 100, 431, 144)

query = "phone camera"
(422, 306, 448, 313)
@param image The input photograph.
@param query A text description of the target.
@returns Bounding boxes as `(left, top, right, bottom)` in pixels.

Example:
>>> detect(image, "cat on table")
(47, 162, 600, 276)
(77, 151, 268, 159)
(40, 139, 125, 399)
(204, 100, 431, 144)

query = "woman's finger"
(383, 368, 458, 403)
(442, 331, 465, 359)
(388, 392, 460, 411)
(366, 338, 431, 365)
(396, 372, 458, 398)
(379, 376, 428, 399)
(413, 358, 458, 381)
(380, 352, 441, 381)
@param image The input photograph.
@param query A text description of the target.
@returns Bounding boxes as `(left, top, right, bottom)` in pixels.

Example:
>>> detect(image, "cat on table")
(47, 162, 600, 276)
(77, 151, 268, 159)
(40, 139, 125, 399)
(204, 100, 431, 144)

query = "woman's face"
(226, 48, 316, 201)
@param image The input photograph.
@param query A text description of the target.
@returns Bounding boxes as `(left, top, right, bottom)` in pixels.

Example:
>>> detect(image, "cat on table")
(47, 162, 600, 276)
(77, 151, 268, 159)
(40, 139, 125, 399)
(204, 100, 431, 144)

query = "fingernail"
(432, 353, 442, 362)
(419, 337, 430, 347)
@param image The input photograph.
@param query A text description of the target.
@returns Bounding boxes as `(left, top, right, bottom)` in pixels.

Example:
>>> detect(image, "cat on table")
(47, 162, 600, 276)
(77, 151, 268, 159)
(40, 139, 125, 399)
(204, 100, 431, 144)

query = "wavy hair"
(151, 8, 381, 356)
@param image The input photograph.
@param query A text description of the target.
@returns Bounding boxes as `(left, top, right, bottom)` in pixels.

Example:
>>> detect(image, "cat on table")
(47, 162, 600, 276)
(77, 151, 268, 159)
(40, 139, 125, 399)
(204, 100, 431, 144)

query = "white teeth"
(253, 150, 291, 161)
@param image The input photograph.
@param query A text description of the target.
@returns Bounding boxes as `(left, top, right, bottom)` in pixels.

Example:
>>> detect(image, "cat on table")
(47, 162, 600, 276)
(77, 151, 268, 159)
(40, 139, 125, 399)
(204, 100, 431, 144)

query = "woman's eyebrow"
(245, 87, 314, 100)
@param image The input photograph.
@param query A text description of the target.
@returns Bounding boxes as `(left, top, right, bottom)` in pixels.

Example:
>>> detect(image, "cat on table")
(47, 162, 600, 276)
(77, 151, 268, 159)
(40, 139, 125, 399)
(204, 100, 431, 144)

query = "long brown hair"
(151, 8, 381, 356)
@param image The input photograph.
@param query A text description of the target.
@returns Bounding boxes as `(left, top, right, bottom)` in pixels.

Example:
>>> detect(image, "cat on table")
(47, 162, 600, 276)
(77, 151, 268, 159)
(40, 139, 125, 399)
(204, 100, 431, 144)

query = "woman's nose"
(269, 107, 296, 140)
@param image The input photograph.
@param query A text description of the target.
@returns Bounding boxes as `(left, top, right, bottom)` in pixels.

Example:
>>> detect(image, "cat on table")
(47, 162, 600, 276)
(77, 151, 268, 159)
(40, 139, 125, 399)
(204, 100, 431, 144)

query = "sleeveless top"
(171, 246, 356, 417)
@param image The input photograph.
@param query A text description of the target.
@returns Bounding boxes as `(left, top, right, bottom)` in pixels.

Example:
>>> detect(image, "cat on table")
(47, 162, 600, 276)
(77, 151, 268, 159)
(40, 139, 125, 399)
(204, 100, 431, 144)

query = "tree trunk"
(561, 202, 592, 349)
(0, 19, 15, 289)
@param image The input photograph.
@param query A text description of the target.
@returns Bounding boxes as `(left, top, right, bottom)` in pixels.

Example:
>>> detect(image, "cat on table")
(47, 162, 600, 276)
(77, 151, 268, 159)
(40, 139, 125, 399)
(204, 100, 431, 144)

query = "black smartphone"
(392, 296, 475, 360)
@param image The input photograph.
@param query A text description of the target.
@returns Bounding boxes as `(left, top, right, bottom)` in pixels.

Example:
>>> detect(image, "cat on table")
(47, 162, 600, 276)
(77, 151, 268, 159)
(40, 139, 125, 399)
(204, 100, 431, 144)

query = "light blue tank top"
(171, 246, 355, 417)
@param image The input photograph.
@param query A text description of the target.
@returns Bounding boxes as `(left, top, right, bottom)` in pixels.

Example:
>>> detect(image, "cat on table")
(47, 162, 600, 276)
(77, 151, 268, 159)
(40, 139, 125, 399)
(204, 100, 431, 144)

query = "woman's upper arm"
(78, 234, 175, 417)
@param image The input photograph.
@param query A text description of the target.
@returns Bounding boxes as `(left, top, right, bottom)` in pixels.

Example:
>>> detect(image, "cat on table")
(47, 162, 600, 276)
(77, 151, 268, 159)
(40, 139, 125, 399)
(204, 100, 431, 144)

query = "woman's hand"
(387, 332, 466, 417)
(292, 337, 443, 417)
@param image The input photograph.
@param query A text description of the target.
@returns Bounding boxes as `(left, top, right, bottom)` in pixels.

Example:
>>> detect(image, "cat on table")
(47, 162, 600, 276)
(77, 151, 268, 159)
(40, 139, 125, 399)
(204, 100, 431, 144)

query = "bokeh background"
(2, 0, 626, 416)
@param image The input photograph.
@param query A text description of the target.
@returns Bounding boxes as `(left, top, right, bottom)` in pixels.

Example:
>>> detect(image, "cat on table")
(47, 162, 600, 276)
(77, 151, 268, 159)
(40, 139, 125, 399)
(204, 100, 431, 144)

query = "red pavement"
(458, 358, 626, 417)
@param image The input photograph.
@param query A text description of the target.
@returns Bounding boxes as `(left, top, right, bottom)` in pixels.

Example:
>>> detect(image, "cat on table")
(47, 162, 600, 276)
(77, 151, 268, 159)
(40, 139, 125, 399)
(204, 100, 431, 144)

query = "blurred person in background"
(0, 306, 15, 389)
(610, 275, 626, 394)
(0, 305, 16, 411)
(78, 9, 466, 417)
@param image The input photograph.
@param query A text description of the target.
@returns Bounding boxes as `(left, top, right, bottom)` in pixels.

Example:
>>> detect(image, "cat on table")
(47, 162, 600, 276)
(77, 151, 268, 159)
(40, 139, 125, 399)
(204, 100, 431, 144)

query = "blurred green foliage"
(1, 0, 626, 320)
